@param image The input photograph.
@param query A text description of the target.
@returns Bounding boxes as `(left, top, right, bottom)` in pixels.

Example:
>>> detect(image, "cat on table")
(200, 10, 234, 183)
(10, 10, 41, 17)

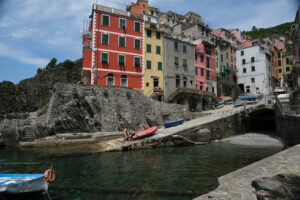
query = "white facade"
(237, 45, 273, 96)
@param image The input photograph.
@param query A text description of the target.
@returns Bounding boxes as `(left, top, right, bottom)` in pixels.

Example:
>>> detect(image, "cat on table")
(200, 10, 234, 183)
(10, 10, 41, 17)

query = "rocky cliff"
(0, 83, 194, 145)
(0, 59, 82, 114)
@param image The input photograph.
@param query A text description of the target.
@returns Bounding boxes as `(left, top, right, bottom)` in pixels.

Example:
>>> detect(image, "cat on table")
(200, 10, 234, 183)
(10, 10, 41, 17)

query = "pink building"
(193, 39, 217, 94)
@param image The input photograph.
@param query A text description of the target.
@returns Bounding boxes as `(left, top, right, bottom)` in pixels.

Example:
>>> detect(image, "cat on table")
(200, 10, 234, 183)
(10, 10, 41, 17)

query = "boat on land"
(234, 101, 245, 107)
(238, 94, 261, 100)
(163, 119, 184, 128)
(0, 169, 55, 195)
(131, 126, 158, 140)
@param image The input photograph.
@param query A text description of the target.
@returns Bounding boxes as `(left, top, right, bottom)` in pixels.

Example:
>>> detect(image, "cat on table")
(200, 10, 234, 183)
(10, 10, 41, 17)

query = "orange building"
(127, 0, 149, 15)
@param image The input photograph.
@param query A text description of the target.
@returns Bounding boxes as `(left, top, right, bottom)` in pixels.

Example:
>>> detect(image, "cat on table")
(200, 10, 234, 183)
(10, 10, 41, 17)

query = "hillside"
(0, 59, 82, 114)
(244, 22, 293, 39)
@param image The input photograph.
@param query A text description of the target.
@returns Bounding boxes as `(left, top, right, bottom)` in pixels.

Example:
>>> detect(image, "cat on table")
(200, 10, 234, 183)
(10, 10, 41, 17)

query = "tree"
(252, 26, 257, 31)
(46, 58, 57, 69)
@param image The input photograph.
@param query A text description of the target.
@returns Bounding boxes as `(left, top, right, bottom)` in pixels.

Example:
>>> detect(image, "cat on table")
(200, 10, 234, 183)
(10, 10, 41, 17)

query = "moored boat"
(0, 169, 55, 195)
(163, 119, 184, 128)
(234, 101, 245, 107)
(131, 126, 158, 140)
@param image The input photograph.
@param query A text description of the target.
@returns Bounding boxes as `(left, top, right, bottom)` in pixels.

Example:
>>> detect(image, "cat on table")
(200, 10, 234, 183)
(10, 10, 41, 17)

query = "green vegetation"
(46, 58, 57, 69)
(103, 90, 108, 97)
(126, 91, 131, 100)
(72, 88, 78, 97)
(244, 22, 292, 39)
(257, 104, 266, 108)
(220, 81, 241, 99)
(52, 87, 56, 93)
(92, 98, 100, 108)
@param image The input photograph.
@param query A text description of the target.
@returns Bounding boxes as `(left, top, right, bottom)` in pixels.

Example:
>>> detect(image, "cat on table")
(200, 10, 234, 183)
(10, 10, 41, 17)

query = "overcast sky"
(0, 0, 298, 83)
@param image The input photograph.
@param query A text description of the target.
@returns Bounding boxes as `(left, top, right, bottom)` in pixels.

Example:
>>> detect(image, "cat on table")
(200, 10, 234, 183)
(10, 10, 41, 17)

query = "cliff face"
(0, 59, 82, 114)
(0, 83, 194, 145)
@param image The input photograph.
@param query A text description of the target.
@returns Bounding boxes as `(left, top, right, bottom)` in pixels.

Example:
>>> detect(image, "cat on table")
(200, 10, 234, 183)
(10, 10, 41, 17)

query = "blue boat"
(0, 173, 50, 194)
(238, 95, 261, 100)
(164, 119, 184, 128)
(234, 101, 245, 107)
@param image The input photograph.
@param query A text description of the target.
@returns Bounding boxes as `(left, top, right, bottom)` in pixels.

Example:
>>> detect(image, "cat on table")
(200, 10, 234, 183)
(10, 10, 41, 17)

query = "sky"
(0, 0, 298, 84)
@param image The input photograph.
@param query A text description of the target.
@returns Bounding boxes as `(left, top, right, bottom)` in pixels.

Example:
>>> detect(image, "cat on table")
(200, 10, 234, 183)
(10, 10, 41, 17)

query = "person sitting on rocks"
(123, 128, 128, 141)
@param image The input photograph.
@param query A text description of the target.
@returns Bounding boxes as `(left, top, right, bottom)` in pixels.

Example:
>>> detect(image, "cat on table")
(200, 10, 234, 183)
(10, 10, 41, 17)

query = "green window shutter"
(279, 68, 282, 73)
(221, 54, 223, 62)
(242, 59, 246, 64)
(183, 45, 187, 53)
(119, 19, 126, 29)
(201, 68, 204, 76)
(147, 61, 151, 69)
(158, 62, 162, 70)
(102, 15, 109, 26)
(195, 68, 198, 75)
(241, 51, 244, 56)
(278, 60, 281, 66)
(135, 22, 140, 32)
(174, 41, 178, 51)
(147, 44, 151, 53)
(251, 57, 255, 62)
(147, 30, 152, 38)
(156, 46, 161, 54)
(118, 55, 125, 65)
(207, 57, 210, 68)
(135, 39, 140, 50)
(135, 57, 140, 67)
(102, 34, 109, 45)
(156, 32, 161, 39)
(243, 68, 246, 73)
(101, 53, 108, 64)
(201, 55, 204, 62)
(119, 37, 125, 47)
(251, 66, 255, 72)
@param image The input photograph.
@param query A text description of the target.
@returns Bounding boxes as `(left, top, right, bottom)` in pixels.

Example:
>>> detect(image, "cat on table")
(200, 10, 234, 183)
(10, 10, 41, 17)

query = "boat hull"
(163, 119, 184, 128)
(131, 126, 158, 140)
(0, 174, 48, 194)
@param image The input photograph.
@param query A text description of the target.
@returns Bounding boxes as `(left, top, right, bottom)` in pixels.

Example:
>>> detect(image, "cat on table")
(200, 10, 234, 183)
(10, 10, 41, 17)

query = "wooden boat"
(131, 126, 158, 140)
(0, 169, 54, 195)
(163, 119, 184, 128)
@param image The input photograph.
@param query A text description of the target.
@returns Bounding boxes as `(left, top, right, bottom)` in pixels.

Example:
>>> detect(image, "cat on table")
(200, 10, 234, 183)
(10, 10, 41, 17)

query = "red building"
(82, 4, 144, 89)
(127, 0, 149, 15)
(193, 39, 217, 94)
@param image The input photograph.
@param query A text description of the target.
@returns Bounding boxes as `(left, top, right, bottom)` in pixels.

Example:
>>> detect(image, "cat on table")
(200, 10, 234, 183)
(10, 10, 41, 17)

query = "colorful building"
(127, 0, 149, 15)
(82, 4, 144, 89)
(291, 7, 300, 88)
(143, 17, 165, 101)
(193, 39, 217, 94)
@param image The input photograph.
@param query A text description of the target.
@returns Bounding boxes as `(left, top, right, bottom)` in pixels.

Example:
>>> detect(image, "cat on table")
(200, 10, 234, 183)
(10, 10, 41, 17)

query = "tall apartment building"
(237, 45, 273, 95)
(143, 16, 165, 101)
(164, 36, 196, 98)
(82, 4, 144, 89)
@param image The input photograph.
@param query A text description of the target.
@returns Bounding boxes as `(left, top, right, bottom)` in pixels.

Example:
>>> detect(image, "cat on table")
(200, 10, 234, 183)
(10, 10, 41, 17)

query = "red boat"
(131, 126, 158, 140)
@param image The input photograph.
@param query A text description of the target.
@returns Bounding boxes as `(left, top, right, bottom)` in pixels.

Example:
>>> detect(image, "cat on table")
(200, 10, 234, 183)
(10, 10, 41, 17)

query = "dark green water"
(0, 144, 281, 200)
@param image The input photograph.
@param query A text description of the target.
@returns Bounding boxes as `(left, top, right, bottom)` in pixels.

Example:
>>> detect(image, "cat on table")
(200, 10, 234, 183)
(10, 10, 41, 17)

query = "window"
(195, 68, 198, 75)
(156, 46, 161, 54)
(287, 67, 290, 72)
(158, 62, 162, 70)
(142, 10, 145, 14)
(119, 36, 125, 47)
(278, 52, 281, 58)
(246, 86, 250, 93)
(251, 66, 255, 72)
(175, 57, 179, 65)
(118, 55, 125, 66)
(146, 82, 149, 87)
(201, 55, 204, 62)
(174, 41, 178, 51)
(242, 59, 246, 64)
(134, 57, 141, 67)
(119, 18, 126, 29)
(142, 4, 145, 7)
(147, 30, 152, 38)
(183, 77, 187, 87)
(168, 18, 170, 23)
(156, 32, 161, 39)
(134, 39, 140, 49)
(201, 68, 204, 76)
(241, 51, 244, 56)
(101, 52, 108, 64)
(251, 78, 255, 83)
(207, 71, 210, 80)
(147, 60, 151, 69)
(279, 68, 282, 73)
(134, 22, 141, 32)
(156, 12, 159, 16)
(243, 68, 246, 73)
(87, 40, 91, 48)
(195, 54, 197, 61)
(226, 53, 228, 59)
(278, 60, 282, 66)
(221, 54, 223, 62)
(183, 59, 187, 67)
(183, 45, 187, 53)
(231, 56, 233, 62)
(176, 75, 180, 88)
(153, 78, 159, 87)
(107, 74, 114, 86)
(102, 34, 109, 45)
(121, 75, 127, 87)
(206, 57, 210, 68)
(251, 57, 255, 62)
(151, 11, 154, 15)
(146, 44, 151, 53)
(286, 58, 289, 65)
(102, 15, 109, 26)
(172, 20, 175, 24)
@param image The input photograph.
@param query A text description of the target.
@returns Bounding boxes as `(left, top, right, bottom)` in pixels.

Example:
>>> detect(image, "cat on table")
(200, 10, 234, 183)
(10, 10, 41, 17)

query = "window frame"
(251, 66, 255, 72)
(118, 36, 126, 47)
(119, 18, 126, 29)
(156, 46, 161, 54)
(243, 68, 246, 73)
(134, 21, 141, 32)
(102, 14, 110, 26)
(158, 62, 162, 71)
(156, 32, 161, 40)
(101, 33, 109, 45)
(146, 44, 151, 53)
(101, 52, 109, 64)
(107, 74, 114, 86)
(121, 75, 127, 87)
(147, 30, 152, 38)
(174, 41, 178, 51)
(251, 57, 255, 63)
(134, 39, 141, 50)
(118, 54, 125, 66)
(183, 45, 187, 53)
(146, 60, 151, 70)
(134, 57, 141, 67)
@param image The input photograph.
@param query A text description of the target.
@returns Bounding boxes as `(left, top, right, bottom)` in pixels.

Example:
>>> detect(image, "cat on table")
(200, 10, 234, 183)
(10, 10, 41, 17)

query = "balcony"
(153, 87, 163, 93)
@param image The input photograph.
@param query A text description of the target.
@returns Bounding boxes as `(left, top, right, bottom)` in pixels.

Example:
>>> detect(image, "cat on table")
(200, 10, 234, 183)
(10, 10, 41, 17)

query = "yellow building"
(144, 22, 164, 101)
(278, 50, 293, 86)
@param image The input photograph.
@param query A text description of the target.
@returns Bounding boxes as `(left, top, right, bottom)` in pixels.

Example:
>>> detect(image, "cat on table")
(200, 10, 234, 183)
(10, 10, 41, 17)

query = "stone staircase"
(23, 112, 37, 141)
